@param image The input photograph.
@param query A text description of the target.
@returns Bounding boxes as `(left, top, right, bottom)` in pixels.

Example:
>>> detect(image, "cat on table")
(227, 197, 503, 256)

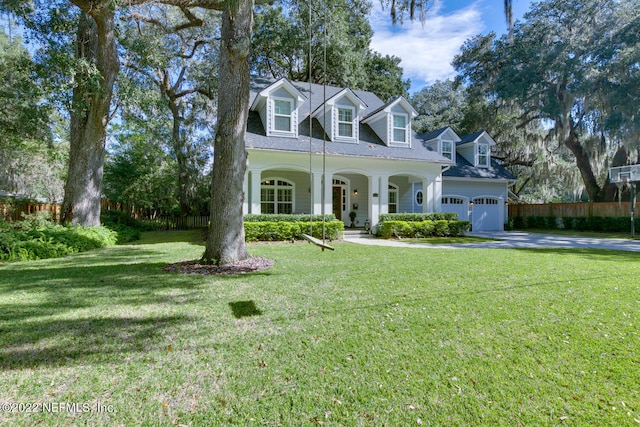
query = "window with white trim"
(337, 107, 354, 138)
(478, 143, 489, 167)
(261, 179, 294, 214)
(273, 99, 293, 132)
(415, 190, 423, 206)
(392, 114, 407, 144)
(388, 183, 398, 213)
(442, 140, 453, 160)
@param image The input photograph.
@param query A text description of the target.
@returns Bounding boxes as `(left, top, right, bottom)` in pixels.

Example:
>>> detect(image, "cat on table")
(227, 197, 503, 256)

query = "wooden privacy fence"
(1, 200, 139, 222)
(157, 215, 210, 230)
(509, 202, 639, 218)
(1, 201, 62, 222)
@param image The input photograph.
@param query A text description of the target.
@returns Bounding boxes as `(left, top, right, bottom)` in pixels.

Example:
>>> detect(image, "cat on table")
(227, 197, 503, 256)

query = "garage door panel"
(442, 196, 469, 221)
(472, 197, 501, 231)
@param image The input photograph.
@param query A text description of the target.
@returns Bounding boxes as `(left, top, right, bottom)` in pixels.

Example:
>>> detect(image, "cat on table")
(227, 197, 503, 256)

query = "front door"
(332, 186, 342, 221)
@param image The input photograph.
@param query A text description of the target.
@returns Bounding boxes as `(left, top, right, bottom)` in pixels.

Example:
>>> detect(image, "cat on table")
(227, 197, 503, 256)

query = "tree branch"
(180, 40, 207, 59)
(174, 6, 205, 31)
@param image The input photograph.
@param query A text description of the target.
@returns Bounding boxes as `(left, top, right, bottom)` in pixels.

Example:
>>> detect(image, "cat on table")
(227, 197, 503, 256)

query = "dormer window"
(251, 79, 305, 138)
(273, 98, 293, 132)
(361, 97, 416, 147)
(478, 143, 489, 167)
(392, 114, 408, 144)
(337, 107, 354, 138)
(442, 140, 454, 160)
(312, 89, 365, 143)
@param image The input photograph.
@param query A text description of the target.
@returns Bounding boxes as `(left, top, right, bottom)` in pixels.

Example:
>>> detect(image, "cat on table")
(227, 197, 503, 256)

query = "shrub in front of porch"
(244, 220, 343, 242)
(244, 214, 336, 223)
(379, 213, 459, 222)
(376, 220, 470, 239)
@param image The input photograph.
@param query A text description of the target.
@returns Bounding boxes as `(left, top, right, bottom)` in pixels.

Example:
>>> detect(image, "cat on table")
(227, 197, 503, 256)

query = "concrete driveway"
(343, 231, 640, 252)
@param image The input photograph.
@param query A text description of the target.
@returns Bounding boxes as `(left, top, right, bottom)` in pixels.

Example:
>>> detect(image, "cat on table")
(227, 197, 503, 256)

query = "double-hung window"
(261, 179, 294, 214)
(388, 184, 398, 213)
(478, 143, 489, 167)
(337, 107, 354, 138)
(442, 140, 453, 160)
(273, 99, 292, 132)
(392, 114, 407, 144)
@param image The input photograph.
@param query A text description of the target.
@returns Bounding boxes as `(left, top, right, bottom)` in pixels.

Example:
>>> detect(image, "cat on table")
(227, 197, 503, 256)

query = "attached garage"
(471, 197, 503, 231)
(442, 196, 469, 221)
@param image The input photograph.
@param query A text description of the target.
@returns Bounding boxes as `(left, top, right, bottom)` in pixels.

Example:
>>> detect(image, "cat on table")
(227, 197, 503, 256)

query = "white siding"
(457, 145, 475, 165)
(367, 115, 389, 146)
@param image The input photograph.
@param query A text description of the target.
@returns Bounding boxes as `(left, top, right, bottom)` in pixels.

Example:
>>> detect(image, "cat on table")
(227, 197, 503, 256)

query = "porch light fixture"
(353, 189, 358, 196)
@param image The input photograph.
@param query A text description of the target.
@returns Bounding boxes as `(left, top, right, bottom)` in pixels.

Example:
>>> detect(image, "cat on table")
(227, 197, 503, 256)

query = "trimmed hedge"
(376, 220, 470, 239)
(244, 214, 336, 223)
(511, 216, 632, 233)
(379, 213, 459, 222)
(244, 220, 343, 242)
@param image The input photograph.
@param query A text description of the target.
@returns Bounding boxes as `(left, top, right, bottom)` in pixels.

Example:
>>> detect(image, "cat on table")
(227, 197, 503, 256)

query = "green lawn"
(1, 231, 639, 426)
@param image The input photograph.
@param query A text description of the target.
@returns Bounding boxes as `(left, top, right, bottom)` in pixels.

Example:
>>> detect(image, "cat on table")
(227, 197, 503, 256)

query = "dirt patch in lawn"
(163, 257, 275, 275)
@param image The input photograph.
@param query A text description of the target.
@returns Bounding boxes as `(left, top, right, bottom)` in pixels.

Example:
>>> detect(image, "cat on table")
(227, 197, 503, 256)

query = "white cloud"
(369, 0, 484, 91)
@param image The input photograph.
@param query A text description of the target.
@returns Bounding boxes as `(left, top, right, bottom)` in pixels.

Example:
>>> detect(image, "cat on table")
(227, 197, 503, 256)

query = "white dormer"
(250, 78, 306, 138)
(422, 126, 461, 162)
(312, 88, 367, 143)
(457, 130, 497, 168)
(362, 97, 418, 147)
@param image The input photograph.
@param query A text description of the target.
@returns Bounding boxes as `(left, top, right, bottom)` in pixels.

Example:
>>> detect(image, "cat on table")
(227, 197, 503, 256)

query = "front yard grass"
(1, 231, 639, 426)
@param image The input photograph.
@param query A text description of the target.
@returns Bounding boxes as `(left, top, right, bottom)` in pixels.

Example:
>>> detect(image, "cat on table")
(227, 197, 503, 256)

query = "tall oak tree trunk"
(61, 7, 119, 225)
(202, 0, 253, 264)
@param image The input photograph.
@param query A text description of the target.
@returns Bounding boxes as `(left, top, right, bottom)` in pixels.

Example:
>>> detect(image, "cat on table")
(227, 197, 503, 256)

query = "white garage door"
(472, 197, 502, 231)
(442, 196, 469, 221)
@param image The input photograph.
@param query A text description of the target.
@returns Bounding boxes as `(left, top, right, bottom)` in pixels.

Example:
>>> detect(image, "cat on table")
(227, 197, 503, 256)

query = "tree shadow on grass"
(229, 300, 263, 318)
(0, 315, 189, 370)
(0, 246, 213, 370)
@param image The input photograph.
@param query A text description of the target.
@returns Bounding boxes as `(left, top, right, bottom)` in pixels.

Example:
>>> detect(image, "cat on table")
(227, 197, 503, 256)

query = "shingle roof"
(444, 154, 516, 180)
(420, 126, 452, 141)
(246, 77, 452, 163)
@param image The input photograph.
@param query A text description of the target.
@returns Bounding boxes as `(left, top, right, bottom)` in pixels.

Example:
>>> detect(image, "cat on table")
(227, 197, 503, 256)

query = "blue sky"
(369, 0, 533, 93)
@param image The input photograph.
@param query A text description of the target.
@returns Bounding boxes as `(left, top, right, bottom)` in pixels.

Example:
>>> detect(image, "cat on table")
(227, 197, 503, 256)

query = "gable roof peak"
(310, 87, 367, 117)
(459, 130, 496, 146)
(250, 77, 307, 111)
(419, 126, 461, 142)
(361, 95, 418, 123)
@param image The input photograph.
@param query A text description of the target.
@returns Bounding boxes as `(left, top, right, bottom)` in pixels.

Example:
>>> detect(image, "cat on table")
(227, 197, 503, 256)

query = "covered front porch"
(243, 151, 445, 229)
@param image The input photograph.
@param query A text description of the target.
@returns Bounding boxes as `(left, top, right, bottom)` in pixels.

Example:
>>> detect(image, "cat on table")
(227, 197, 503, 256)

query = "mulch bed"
(163, 256, 275, 275)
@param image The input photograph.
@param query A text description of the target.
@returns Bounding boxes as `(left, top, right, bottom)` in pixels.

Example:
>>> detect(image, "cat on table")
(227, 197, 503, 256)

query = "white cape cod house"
(242, 77, 515, 231)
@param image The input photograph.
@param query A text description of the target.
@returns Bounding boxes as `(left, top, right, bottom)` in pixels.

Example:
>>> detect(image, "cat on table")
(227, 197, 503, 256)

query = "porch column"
(434, 176, 443, 212)
(426, 177, 435, 213)
(249, 168, 262, 214)
(312, 172, 323, 215)
(243, 170, 249, 215)
(379, 175, 389, 215)
(369, 175, 381, 227)
(421, 178, 430, 213)
(323, 172, 333, 218)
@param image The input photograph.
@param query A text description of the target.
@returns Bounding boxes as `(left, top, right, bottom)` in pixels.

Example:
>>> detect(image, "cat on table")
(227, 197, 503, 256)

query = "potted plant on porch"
(349, 211, 357, 228)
